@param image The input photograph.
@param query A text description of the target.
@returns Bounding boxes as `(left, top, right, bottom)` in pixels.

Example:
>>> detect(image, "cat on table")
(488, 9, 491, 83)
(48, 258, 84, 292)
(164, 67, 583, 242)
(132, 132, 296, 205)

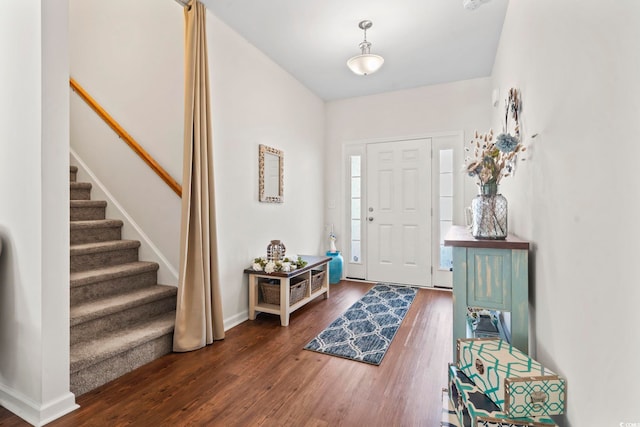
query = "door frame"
(341, 131, 465, 286)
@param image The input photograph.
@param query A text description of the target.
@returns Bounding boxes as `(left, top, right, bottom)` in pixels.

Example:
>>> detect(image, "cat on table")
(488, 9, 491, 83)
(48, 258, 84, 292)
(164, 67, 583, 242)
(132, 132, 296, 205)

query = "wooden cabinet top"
(243, 255, 331, 277)
(444, 225, 530, 250)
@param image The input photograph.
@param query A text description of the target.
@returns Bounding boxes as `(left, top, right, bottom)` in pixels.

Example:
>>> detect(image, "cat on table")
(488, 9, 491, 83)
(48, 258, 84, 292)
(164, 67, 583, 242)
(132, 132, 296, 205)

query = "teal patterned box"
(442, 389, 461, 427)
(457, 338, 566, 418)
(448, 364, 557, 427)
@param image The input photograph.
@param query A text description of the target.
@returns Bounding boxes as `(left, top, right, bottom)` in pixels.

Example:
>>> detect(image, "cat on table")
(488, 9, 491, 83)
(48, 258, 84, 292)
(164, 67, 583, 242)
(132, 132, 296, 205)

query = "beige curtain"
(174, 0, 225, 352)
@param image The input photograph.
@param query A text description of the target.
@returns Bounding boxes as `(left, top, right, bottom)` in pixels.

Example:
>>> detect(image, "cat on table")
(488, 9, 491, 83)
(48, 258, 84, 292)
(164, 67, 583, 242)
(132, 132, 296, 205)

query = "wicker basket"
(260, 277, 308, 306)
(310, 270, 325, 293)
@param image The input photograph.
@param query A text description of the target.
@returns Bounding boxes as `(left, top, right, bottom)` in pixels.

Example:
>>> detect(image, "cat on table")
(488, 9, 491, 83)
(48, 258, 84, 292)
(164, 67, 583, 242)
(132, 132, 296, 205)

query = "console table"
(444, 226, 530, 357)
(244, 255, 331, 326)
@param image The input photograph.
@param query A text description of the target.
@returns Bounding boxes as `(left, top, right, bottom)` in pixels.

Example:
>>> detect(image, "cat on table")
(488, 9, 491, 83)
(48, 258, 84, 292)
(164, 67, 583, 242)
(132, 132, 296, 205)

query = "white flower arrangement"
(251, 255, 307, 273)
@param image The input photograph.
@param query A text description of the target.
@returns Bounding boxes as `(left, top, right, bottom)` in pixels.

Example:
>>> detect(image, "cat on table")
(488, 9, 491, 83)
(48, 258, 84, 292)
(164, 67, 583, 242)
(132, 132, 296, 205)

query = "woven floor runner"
(304, 283, 417, 365)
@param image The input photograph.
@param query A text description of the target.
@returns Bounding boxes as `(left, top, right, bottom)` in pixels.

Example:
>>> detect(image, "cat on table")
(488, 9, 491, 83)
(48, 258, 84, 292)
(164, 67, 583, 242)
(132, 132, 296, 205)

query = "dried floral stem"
(465, 88, 525, 187)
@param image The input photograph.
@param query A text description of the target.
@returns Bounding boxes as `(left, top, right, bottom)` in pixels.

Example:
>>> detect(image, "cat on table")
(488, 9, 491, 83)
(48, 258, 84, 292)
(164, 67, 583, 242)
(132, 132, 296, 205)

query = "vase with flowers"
(465, 88, 526, 239)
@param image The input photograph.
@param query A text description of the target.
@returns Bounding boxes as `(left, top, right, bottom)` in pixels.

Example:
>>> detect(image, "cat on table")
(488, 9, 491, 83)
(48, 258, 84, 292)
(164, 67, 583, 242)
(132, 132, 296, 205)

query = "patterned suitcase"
(442, 389, 461, 426)
(457, 338, 566, 417)
(448, 364, 557, 427)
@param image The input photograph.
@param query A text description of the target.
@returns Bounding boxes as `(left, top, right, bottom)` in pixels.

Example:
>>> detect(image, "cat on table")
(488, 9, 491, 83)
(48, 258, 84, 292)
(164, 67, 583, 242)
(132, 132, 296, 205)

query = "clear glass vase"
(471, 183, 508, 240)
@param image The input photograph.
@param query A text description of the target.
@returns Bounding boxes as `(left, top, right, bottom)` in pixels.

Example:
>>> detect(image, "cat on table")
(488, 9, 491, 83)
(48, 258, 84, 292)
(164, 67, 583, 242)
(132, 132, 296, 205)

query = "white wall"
(69, 0, 184, 284)
(492, 2, 640, 425)
(69, 0, 184, 181)
(69, 2, 325, 329)
(325, 78, 492, 273)
(0, 0, 77, 424)
(207, 11, 326, 328)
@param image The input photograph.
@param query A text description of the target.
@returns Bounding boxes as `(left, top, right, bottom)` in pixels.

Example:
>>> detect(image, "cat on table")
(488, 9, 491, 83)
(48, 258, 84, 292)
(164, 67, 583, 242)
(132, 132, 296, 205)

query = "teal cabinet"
(466, 248, 512, 311)
(445, 226, 530, 357)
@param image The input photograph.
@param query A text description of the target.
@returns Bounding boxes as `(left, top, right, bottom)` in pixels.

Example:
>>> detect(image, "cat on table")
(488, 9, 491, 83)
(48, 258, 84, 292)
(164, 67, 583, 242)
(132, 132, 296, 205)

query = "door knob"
(368, 217, 374, 222)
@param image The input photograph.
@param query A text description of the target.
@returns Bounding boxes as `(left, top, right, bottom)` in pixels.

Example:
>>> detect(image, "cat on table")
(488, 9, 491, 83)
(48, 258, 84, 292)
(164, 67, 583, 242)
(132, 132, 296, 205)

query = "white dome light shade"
(347, 54, 385, 76)
(347, 20, 384, 76)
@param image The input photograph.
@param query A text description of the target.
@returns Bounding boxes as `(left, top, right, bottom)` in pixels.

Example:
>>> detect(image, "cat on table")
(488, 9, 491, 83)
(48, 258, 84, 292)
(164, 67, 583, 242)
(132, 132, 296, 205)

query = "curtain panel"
(174, 0, 225, 352)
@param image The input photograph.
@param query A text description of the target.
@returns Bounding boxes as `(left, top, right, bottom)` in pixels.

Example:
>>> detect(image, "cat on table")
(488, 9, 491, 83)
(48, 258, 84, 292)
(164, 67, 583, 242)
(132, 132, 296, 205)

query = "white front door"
(366, 139, 431, 287)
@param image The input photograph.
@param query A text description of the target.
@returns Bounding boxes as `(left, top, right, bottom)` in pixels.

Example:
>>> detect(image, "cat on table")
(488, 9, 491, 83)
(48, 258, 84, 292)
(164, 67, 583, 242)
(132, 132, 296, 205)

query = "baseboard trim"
(39, 393, 79, 426)
(224, 310, 248, 331)
(0, 385, 78, 426)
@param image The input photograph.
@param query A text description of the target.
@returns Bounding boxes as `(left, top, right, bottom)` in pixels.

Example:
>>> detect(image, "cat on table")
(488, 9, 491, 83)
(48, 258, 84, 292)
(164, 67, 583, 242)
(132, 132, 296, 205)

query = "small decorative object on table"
(267, 239, 286, 261)
(465, 88, 526, 240)
(472, 181, 508, 239)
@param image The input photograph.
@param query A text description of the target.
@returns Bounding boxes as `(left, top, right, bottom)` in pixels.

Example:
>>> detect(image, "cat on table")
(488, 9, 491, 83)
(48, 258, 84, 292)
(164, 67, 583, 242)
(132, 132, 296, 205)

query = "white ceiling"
(203, 0, 508, 101)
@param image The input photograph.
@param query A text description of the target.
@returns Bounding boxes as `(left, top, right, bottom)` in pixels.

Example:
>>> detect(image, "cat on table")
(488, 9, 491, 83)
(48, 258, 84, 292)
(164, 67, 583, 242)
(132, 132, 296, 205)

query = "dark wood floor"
(0, 281, 452, 427)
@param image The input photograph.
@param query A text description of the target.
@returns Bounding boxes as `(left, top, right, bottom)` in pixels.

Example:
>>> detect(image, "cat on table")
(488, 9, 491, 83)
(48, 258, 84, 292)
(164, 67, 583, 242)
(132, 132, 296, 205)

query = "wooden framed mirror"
(259, 144, 284, 203)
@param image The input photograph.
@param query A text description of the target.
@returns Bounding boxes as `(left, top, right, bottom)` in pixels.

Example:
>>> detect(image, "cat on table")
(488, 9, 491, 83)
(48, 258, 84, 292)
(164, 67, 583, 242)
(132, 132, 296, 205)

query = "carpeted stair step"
(70, 240, 140, 273)
(70, 200, 107, 221)
(68, 163, 177, 396)
(70, 284, 177, 346)
(70, 311, 175, 396)
(70, 219, 123, 244)
(70, 182, 92, 200)
(71, 261, 159, 306)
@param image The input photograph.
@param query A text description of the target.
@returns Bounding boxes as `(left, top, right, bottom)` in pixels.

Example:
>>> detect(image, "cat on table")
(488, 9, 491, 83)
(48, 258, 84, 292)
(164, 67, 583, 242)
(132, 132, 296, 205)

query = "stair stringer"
(70, 149, 178, 286)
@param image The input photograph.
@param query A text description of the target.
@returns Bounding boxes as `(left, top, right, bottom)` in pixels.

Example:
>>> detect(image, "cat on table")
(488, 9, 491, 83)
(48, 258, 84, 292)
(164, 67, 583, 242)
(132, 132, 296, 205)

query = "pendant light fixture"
(463, 0, 491, 10)
(347, 20, 384, 76)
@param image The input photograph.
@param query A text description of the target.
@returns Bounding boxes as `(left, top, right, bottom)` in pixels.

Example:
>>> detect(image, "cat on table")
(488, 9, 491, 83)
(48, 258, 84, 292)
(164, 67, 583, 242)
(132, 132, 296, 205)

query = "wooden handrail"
(69, 78, 182, 197)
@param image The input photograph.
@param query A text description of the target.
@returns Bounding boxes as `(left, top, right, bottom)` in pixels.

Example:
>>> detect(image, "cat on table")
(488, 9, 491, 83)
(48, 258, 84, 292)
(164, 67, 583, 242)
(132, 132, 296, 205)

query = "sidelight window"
(349, 155, 362, 264)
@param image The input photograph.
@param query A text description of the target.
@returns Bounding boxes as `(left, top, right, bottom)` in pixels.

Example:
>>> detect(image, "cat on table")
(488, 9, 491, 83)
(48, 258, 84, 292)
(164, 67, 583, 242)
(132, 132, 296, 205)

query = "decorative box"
(442, 389, 461, 427)
(448, 364, 557, 427)
(457, 338, 566, 417)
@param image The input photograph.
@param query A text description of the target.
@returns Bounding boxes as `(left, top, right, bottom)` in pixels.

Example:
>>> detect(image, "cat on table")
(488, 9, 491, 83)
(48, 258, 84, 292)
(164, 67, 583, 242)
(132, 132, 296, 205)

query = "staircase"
(69, 165, 177, 396)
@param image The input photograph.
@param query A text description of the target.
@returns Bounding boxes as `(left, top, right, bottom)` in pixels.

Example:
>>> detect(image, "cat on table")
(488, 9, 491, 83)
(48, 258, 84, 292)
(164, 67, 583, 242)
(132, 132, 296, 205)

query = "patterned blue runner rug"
(304, 283, 418, 365)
